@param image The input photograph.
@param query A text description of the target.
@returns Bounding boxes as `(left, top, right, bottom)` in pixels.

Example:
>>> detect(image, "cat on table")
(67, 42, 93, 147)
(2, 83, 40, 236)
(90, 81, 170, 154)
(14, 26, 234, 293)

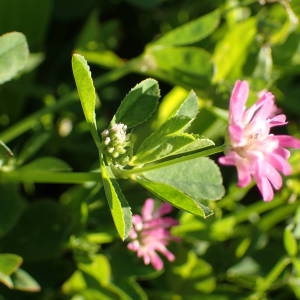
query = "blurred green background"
(1, 0, 300, 299)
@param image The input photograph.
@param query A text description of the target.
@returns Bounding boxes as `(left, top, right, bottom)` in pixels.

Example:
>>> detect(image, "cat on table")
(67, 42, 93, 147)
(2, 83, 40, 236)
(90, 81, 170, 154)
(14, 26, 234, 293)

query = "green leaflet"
(72, 53, 97, 128)
(101, 161, 132, 240)
(115, 78, 160, 128)
(138, 156, 224, 206)
(136, 177, 213, 218)
(133, 91, 214, 164)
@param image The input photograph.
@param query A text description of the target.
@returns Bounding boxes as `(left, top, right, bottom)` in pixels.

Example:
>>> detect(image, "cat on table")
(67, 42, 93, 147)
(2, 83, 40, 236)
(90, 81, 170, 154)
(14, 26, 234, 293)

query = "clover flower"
(101, 123, 130, 166)
(127, 198, 179, 270)
(219, 80, 300, 201)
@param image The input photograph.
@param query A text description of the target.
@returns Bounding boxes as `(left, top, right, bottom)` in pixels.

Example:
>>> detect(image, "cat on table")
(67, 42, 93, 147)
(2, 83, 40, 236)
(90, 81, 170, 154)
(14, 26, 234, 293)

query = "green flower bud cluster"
(101, 123, 130, 167)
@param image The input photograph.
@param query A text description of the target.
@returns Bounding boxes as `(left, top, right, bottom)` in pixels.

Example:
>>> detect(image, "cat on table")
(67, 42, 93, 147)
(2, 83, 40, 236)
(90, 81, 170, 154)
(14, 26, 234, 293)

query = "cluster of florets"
(127, 198, 179, 270)
(101, 123, 131, 166)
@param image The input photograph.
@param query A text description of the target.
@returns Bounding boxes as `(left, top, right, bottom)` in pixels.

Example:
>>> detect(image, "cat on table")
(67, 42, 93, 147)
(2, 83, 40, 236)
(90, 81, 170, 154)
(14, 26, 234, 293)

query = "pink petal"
(142, 198, 155, 220)
(276, 135, 300, 149)
(157, 245, 175, 262)
(229, 124, 244, 144)
(219, 152, 237, 165)
(265, 163, 282, 190)
(229, 80, 249, 123)
(254, 162, 274, 201)
(236, 160, 252, 187)
(268, 152, 292, 175)
(269, 114, 287, 127)
(156, 203, 173, 216)
(149, 251, 164, 270)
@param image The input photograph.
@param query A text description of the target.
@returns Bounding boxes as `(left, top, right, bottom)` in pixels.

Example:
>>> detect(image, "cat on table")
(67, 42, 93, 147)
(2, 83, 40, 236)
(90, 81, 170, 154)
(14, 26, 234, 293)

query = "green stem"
(0, 63, 133, 144)
(0, 170, 100, 184)
(121, 144, 225, 176)
(251, 257, 291, 300)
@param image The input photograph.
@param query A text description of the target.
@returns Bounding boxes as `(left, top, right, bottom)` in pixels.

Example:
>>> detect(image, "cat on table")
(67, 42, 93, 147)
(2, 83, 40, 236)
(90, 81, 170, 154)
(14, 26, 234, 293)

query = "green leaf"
(144, 46, 213, 89)
(115, 78, 160, 128)
(170, 138, 215, 156)
(19, 157, 72, 172)
(174, 90, 199, 119)
(0, 201, 72, 261)
(140, 157, 224, 202)
(136, 177, 213, 217)
(154, 10, 220, 46)
(134, 133, 194, 164)
(0, 254, 22, 276)
(0, 184, 26, 238)
(212, 18, 256, 82)
(11, 268, 40, 292)
(101, 161, 132, 240)
(133, 91, 203, 164)
(0, 32, 29, 85)
(72, 53, 98, 135)
(284, 227, 298, 257)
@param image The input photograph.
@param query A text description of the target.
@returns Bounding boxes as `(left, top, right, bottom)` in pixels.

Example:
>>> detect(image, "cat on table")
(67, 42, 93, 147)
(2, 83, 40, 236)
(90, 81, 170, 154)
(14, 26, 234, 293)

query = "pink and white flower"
(127, 198, 179, 270)
(219, 80, 300, 201)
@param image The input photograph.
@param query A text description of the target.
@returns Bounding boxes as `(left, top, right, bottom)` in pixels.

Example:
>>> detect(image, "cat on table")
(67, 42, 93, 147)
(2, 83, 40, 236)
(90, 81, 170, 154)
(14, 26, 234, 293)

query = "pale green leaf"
(0, 32, 29, 84)
(11, 268, 40, 292)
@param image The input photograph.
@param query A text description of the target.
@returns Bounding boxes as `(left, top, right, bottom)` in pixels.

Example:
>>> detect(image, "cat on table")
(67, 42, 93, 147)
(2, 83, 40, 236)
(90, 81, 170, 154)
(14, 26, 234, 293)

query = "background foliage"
(1, 0, 300, 299)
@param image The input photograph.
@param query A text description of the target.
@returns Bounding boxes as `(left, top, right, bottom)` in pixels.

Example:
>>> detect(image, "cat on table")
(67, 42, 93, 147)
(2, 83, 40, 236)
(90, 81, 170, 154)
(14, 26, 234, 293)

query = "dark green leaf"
(0, 32, 29, 84)
(115, 78, 160, 128)
(154, 10, 220, 46)
(0, 201, 72, 261)
(101, 161, 132, 240)
(0, 184, 26, 238)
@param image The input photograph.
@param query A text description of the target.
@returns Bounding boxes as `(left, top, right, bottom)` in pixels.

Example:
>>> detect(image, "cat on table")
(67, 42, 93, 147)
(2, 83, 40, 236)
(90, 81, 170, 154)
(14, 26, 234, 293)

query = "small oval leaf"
(72, 53, 97, 128)
(0, 32, 29, 84)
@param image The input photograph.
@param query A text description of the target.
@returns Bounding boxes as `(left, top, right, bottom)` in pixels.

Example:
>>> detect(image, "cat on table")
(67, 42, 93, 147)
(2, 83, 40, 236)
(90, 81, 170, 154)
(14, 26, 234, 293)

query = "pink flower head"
(219, 80, 300, 202)
(127, 198, 179, 270)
